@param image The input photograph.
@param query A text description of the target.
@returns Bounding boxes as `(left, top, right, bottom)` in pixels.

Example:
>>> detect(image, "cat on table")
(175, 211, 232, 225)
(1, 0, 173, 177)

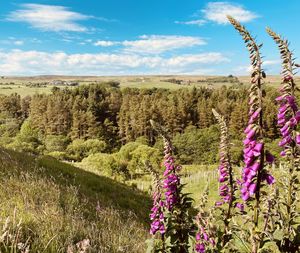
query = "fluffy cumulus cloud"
(0, 50, 229, 76)
(94, 40, 118, 47)
(176, 2, 258, 27)
(92, 35, 207, 54)
(6, 4, 92, 32)
(202, 2, 258, 24)
(122, 35, 206, 54)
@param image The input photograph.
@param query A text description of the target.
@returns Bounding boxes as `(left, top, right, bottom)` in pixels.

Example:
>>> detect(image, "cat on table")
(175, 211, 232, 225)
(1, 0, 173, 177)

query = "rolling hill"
(0, 148, 151, 252)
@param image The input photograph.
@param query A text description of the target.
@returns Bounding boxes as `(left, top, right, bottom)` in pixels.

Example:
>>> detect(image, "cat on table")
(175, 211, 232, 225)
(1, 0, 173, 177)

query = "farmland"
(0, 75, 287, 97)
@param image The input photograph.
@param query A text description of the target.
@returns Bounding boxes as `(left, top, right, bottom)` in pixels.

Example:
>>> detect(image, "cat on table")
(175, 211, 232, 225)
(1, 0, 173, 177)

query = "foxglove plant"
(212, 109, 235, 208)
(212, 109, 240, 246)
(266, 28, 300, 251)
(228, 16, 274, 253)
(145, 161, 166, 236)
(194, 187, 217, 253)
(148, 120, 194, 252)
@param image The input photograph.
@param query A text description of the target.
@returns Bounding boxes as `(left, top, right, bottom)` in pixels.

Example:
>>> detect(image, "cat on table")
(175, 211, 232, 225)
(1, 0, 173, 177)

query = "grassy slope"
(0, 148, 151, 252)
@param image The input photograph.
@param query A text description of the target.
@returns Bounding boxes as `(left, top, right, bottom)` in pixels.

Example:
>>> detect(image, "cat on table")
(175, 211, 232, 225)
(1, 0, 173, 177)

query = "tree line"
(0, 82, 281, 161)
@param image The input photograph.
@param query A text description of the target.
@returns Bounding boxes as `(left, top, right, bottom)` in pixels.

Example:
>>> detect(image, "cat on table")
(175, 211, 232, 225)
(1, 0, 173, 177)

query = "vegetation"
(0, 13, 299, 253)
(0, 148, 150, 252)
(145, 16, 300, 253)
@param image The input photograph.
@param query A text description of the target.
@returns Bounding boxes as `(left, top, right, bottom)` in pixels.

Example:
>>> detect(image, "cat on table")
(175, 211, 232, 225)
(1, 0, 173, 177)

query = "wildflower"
(162, 138, 181, 210)
(145, 160, 165, 236)
(276, 93, 300, 154)
(195, 226, 215, 253)
(212, 109, 235, 207)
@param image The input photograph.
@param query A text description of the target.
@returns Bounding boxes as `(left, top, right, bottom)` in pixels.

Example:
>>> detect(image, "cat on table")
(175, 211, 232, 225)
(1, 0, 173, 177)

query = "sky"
(0, 0, 299, 76)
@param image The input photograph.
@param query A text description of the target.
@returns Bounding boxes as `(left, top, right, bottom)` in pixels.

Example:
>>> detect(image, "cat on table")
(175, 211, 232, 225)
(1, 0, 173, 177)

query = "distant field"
(0, 85, 53, 96)
(0, 75, 290, 96)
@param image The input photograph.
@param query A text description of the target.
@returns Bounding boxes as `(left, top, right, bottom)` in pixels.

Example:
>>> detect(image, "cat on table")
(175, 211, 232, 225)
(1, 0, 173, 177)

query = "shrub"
(66, 139, 107, 161)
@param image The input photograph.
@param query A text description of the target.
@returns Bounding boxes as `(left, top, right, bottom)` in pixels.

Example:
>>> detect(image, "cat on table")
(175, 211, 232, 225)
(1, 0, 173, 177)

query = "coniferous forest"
(0, 84, 280, 162)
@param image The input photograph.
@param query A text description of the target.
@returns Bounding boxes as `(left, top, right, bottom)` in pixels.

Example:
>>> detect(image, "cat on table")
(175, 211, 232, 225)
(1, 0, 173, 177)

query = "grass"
(0, 148, 151, 252)
(77, 161, 220, 207)
(0, 85, 53, 96)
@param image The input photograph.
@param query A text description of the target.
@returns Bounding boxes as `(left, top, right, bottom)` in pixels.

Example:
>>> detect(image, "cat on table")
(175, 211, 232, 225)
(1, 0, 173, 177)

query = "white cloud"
(92, 35, 206, 54)
(94, 40, 118, 47)
(0, 38, 24, 46)
(0, 50, 229, 75)
(122, 35, 206, 54)
(13, 40, 24, 46)
(7, 4, 92, 32)
(263, 60, 280, 66)
(175, 19, 207, 26)
(202, 2, 258, 24)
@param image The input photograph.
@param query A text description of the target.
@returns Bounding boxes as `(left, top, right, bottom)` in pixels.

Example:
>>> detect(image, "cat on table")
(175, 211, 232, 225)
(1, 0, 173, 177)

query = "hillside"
(0, 148, 151, 252)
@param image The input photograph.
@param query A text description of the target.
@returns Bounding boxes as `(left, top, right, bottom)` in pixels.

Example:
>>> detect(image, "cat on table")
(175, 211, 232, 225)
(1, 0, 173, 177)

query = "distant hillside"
(0, 148, 150, 252)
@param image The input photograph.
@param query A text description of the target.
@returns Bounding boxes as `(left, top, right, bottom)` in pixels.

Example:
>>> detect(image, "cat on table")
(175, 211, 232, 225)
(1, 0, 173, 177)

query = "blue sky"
(0, 0, 299, 76)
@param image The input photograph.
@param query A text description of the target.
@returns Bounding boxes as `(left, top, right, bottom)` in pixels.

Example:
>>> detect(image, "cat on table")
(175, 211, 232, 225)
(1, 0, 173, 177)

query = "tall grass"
(0, 148, 150, 252)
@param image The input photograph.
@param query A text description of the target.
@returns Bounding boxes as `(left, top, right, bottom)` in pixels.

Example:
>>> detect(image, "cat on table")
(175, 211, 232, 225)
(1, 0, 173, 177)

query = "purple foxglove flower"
(248, 169, 257, 177)
(279, 105, 288, 113)
(242, 191, 250, 201)
(195, 243, 205, 253)
(286, 95, 295, 104)
(295, 111, 300, 122)
(277, 112, 285, 120)
(209, 238, 216, 246)
(246, 129, 256, 139)
(265, 152, 275, 163)
(290, 118, 297, 127)
(251, 162, 260, 172)
(235, 202, 245, 212)
(278, 118, 286, 125)
(243, 138, 251, 145)
(244, 124, 253, 134)
(249, 108, 261, 123)
(159, 224, 165, 234)
(223, 195, 231, 202)
(254, 142, 263, 152)
(296, 134, 300, 145)
(280, 151, 286, 157)
(241, 186, 248, 194)
(249, 183, 257, 195)
(263, 174, 275, 185)
(281, 129, 290, 137)
(215, 201, 223, 206)
(279, 136, 292, 147)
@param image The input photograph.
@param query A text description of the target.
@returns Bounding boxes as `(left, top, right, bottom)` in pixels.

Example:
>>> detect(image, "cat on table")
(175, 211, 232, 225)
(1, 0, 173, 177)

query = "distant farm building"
(50, 80, 79, 86)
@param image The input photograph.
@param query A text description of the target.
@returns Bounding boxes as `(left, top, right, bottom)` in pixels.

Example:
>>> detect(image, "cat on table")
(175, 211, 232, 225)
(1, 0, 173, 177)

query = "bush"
(81, 153, 127, 180)
(7, 119, 42, 154)
(127, 144, 162, 178)
(66, 139, 107, 161)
